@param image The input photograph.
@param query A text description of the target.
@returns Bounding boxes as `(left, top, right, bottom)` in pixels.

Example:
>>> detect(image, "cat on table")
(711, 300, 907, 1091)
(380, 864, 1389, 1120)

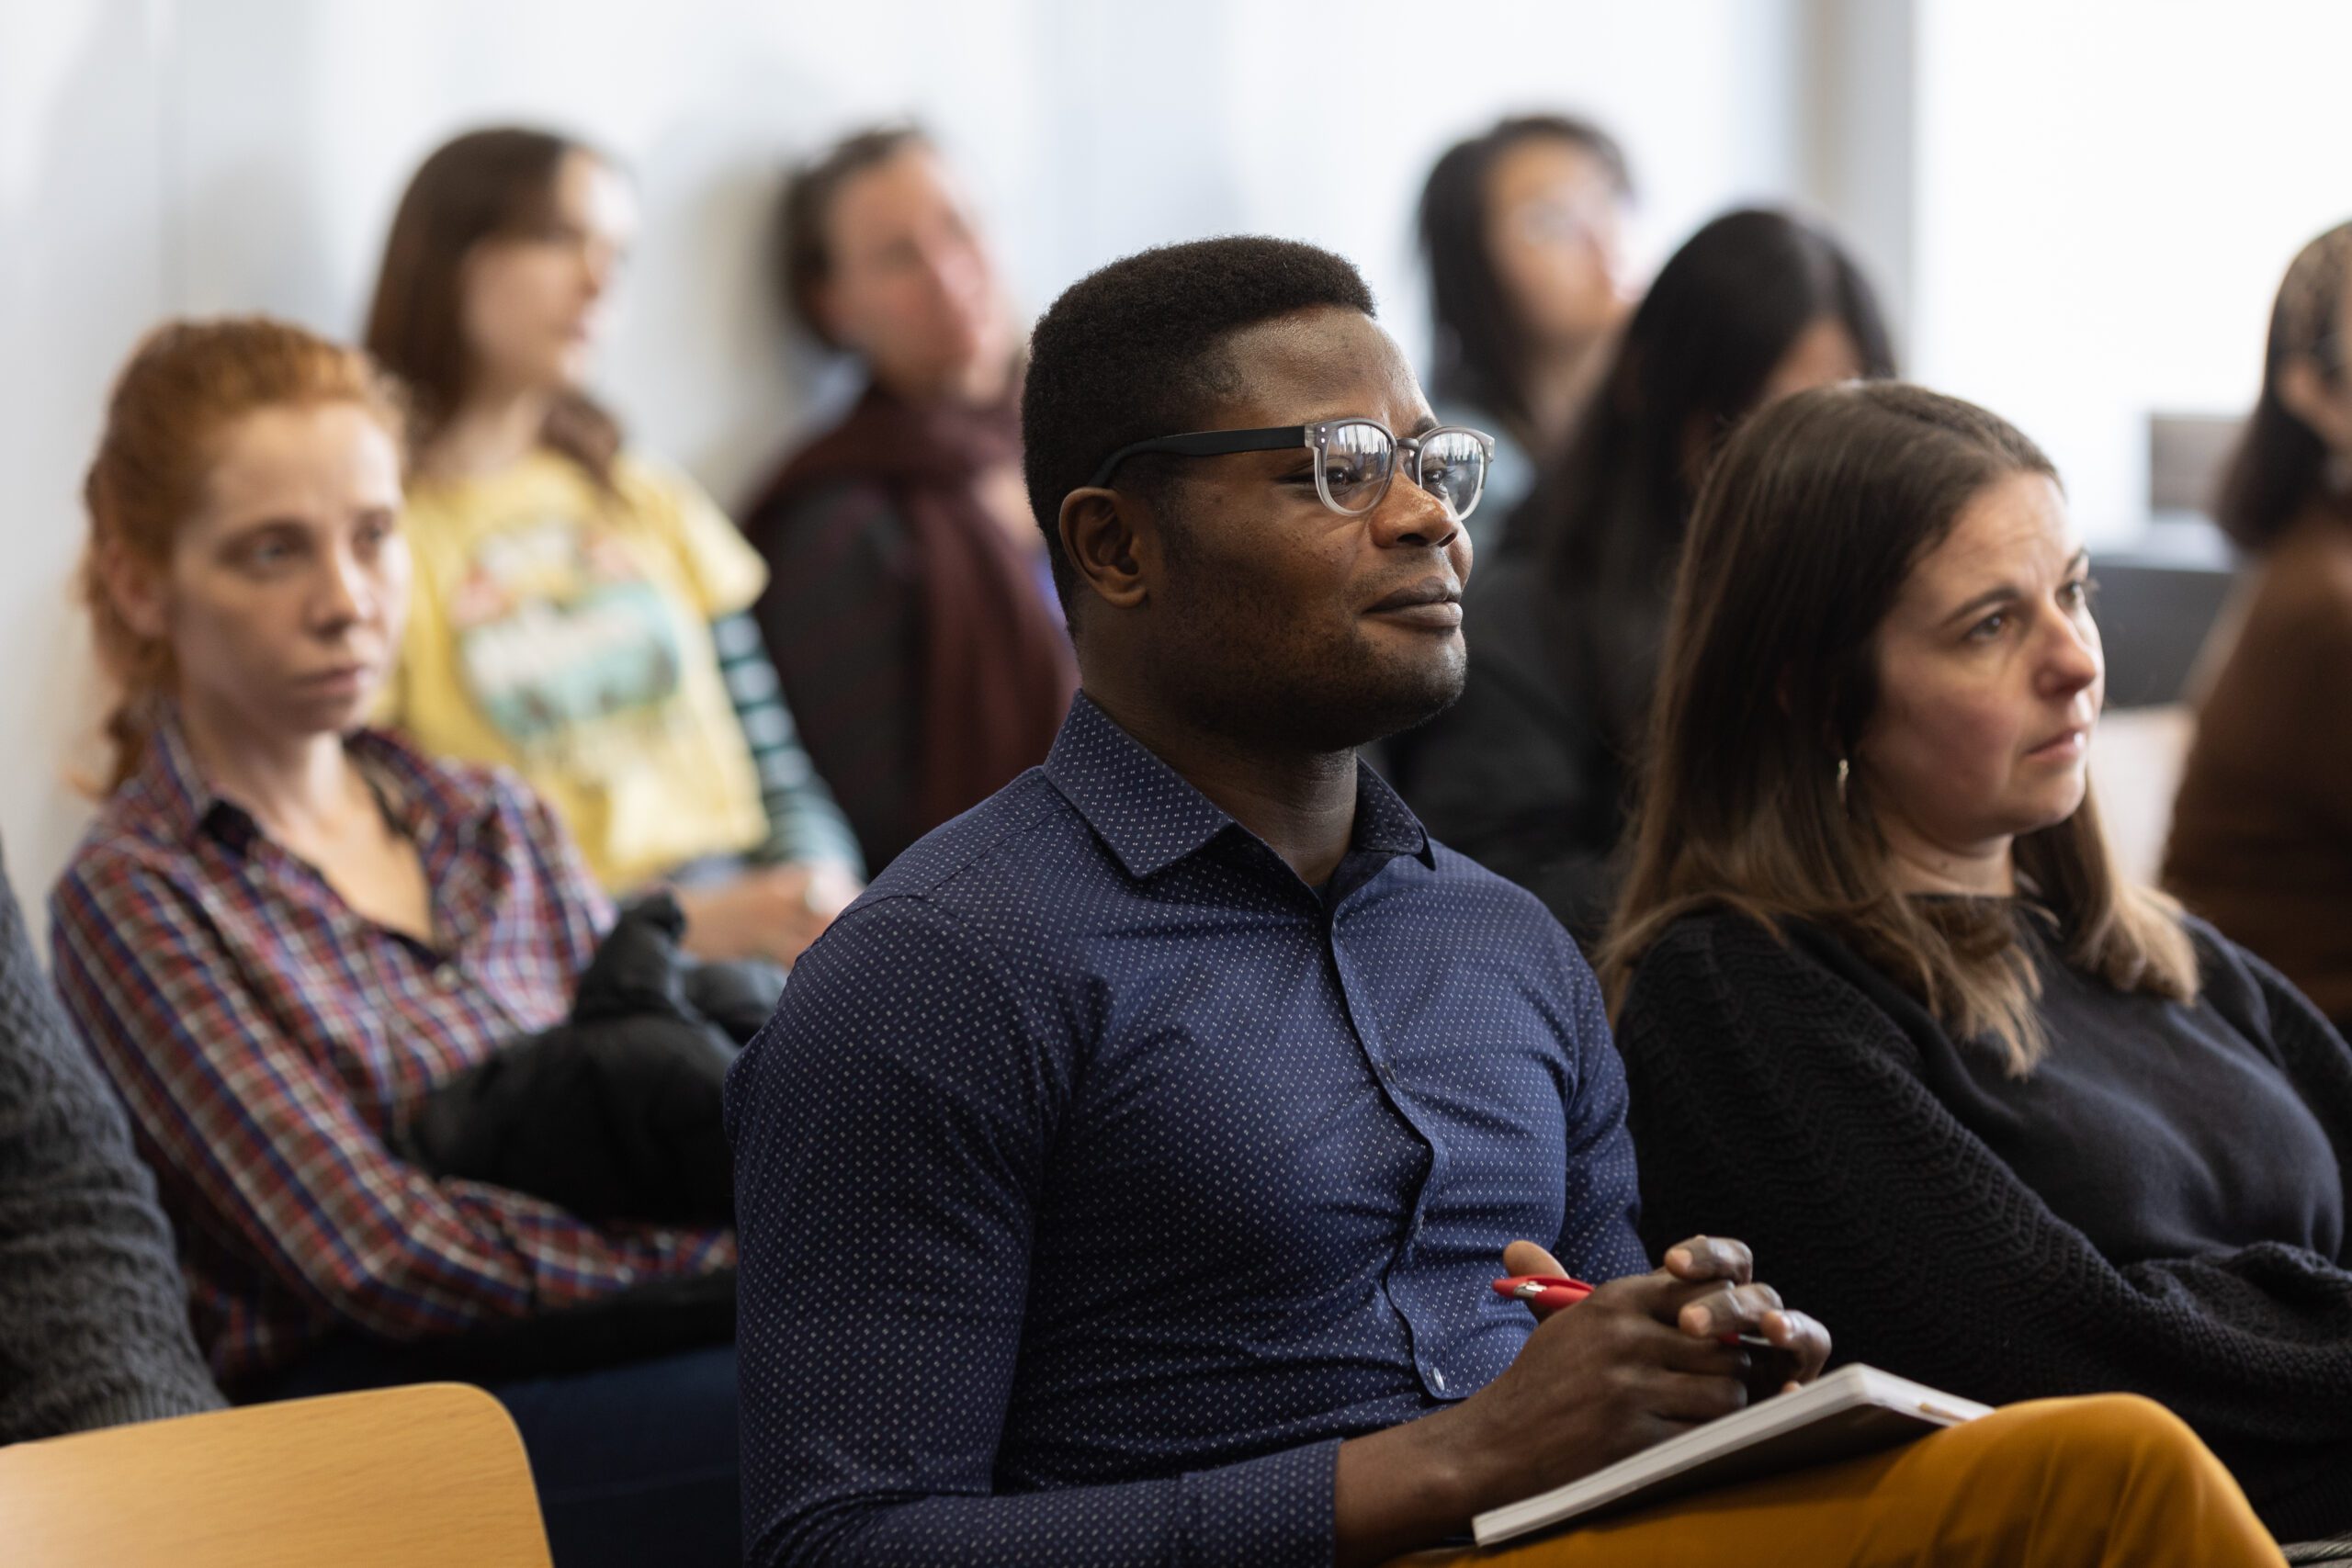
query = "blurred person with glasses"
(1418, 114, 1636, 543)
(740, 124, 1074, 875)
(726, 234, 2279, 1568)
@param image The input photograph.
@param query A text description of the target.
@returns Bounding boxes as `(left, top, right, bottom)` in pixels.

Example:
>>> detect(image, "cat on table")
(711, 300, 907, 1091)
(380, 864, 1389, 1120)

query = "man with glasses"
(727, 236, 2279, 1567)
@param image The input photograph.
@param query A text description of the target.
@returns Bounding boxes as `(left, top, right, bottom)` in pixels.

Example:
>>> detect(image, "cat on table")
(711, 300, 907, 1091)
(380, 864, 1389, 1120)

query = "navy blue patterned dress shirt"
(728, 694, 1647, 1567)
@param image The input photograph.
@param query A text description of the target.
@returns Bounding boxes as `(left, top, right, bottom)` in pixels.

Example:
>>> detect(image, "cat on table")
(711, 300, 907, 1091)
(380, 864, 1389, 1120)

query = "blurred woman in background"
(1417, 112, 1635, 538)
(366, 127, 862, 966)
(739, 124, 1073, 874)
(2165, 220, 2352, 1032)
(1393, 207, 1894, 938)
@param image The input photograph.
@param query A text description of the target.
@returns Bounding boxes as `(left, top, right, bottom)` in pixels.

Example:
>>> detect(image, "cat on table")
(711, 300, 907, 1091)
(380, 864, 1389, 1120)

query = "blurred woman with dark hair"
(738, 125, 1074, 874)
(2165, 222, 2352, 1031)
(1416, 112, 1634, 537)
(1392, 208, 1894, 938)
(366, 127, 863, 966)
(1608, 378, 2352, 1542)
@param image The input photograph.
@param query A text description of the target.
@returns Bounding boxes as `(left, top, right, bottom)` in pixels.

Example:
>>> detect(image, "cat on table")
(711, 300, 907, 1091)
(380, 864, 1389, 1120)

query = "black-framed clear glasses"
(1086, 418, 1497, 522)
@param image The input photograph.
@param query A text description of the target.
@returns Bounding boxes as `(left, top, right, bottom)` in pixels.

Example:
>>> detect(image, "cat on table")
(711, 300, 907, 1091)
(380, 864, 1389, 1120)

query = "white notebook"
(1471, 1363, 1994, 1547)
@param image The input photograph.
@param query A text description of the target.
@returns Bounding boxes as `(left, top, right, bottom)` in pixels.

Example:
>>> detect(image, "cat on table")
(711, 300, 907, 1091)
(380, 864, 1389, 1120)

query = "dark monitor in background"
(2095, 412, 2245, 710)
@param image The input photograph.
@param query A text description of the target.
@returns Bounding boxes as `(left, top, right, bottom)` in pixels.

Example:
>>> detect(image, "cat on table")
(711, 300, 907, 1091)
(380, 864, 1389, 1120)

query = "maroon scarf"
(745, 382, 1075, 834)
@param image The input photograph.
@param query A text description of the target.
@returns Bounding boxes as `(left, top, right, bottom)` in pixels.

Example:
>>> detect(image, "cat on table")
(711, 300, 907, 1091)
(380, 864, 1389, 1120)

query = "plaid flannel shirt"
(49, 715, 733, 1386)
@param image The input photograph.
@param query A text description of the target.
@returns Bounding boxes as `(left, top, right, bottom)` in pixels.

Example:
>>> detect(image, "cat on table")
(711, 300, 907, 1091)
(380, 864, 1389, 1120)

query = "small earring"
(1836, 756, 1850, 809)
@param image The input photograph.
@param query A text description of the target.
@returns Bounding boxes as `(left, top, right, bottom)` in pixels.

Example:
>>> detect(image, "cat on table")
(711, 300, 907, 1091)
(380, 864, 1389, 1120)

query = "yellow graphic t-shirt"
(388, 450, 771, 891)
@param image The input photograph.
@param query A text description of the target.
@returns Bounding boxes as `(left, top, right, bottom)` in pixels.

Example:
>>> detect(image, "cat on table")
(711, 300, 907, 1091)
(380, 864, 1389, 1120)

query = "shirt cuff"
(1177, 1437, 1340, 1568)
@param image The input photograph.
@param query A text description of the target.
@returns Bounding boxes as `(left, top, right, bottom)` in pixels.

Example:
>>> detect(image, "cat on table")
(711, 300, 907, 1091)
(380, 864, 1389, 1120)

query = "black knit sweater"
(1617, 906, 2352, 1540)
(0, 840, 220, 1443)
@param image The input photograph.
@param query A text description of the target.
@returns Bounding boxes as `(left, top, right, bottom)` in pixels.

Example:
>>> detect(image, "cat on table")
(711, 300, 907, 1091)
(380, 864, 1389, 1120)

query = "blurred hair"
(1418, 112, 1631, 439)
(1528, 206, 1896, 753)
(1600, 381, 2196, 1074)
(1021, 235, 1376, 619)
(777, 122, 933, 348)
(2213, 220, 2352, 548)
(81, 317, 409, 794)
(363, 126, 622, 486)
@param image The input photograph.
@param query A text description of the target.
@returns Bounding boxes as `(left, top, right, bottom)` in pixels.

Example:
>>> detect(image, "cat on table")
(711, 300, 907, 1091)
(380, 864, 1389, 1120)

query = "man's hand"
(1331, 1235, 1829, 1568)
(1652, 1235, 1829, 1394)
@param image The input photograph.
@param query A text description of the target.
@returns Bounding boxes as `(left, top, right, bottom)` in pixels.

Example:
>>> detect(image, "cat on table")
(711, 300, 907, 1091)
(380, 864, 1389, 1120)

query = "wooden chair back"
(0, 1382, 551, 1566)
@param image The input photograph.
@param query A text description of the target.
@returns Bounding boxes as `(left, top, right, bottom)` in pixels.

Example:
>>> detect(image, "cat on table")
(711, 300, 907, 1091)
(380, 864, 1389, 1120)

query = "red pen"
(1492, 1273, 1773, 1351)
(1491, 1273, 1594, 1312)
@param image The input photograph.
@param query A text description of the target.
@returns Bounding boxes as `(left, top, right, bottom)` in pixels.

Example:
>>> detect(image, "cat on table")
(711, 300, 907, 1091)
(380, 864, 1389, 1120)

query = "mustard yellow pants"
(1410, 1395, 2284, 1568)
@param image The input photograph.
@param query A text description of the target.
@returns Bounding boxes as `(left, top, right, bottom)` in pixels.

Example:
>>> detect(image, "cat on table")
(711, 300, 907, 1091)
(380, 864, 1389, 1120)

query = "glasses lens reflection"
(1419, 430, 1488, 519)
(1319, 422, 1394, 514)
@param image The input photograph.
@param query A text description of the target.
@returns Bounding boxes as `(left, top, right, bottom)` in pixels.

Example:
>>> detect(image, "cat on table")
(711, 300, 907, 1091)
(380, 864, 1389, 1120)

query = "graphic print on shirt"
(448, 514, 688, 780)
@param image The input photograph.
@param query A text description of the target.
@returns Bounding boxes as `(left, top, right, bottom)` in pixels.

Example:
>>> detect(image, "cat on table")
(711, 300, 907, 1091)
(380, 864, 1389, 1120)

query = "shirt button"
(1430, 1366, 1448, 1392)
(433, 964, 460, 991)
(616, 1265, 639, 1286)
(652, 1229, 677, 1249)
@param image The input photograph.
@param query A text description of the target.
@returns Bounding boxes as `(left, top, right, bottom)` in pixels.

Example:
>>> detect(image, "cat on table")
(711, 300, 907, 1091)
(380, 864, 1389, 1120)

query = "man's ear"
(2278, 355, 2352, 452)
(98, 537, 170, 643)
(1057, 487, 1152, 615)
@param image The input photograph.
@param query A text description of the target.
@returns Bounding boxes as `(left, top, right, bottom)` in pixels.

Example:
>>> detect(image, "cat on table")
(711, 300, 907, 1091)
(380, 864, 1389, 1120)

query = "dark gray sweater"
(1618, 905, 2352, 1540)
(0, 839, 219, 1442)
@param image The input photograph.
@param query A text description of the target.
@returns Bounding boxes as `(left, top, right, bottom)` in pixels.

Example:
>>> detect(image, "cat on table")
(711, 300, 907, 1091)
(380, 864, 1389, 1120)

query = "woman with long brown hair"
(1604, 380, 2352, 1540)
(366, 127, 861, 965)
(51, 317, 740, 1566)
(2166, 221, 2352, 1032)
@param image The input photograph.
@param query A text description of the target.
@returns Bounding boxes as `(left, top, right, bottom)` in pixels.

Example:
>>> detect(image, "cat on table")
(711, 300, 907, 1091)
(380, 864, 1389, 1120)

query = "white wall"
(0, 0, 1811, 934)
(1910, 0, 2352, 543)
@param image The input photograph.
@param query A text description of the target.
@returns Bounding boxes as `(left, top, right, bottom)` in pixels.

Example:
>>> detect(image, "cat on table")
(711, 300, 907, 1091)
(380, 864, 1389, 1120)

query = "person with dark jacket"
(1604, 378, 2352, 1542)
(741, 125, 1074, 872)
(1391, 209, 1893, 942)
(0, 837, 221, 1444)
(2167, 220, 2352, 1032)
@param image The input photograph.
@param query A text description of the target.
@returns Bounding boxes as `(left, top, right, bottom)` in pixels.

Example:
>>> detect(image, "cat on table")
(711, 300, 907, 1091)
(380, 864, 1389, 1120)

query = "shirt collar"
(1043, 692, 1433, 883)
(130, 705, 498, 852)
(135, 711, 227, 845)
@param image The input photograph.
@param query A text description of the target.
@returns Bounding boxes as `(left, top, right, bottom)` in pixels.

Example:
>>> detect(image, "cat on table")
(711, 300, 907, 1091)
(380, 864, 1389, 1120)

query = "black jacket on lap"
(400, 894, 784, 1229)
(1615, 904, 2352, 1540)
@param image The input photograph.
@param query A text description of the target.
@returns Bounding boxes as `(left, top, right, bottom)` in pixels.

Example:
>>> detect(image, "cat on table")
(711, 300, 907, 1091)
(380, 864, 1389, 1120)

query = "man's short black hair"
(1022, 236, 1377, 613)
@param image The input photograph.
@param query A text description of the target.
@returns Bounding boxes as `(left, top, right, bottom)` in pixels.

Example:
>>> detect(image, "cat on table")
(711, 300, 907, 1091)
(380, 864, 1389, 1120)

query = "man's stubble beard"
(1160, 603, 1468, 755)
